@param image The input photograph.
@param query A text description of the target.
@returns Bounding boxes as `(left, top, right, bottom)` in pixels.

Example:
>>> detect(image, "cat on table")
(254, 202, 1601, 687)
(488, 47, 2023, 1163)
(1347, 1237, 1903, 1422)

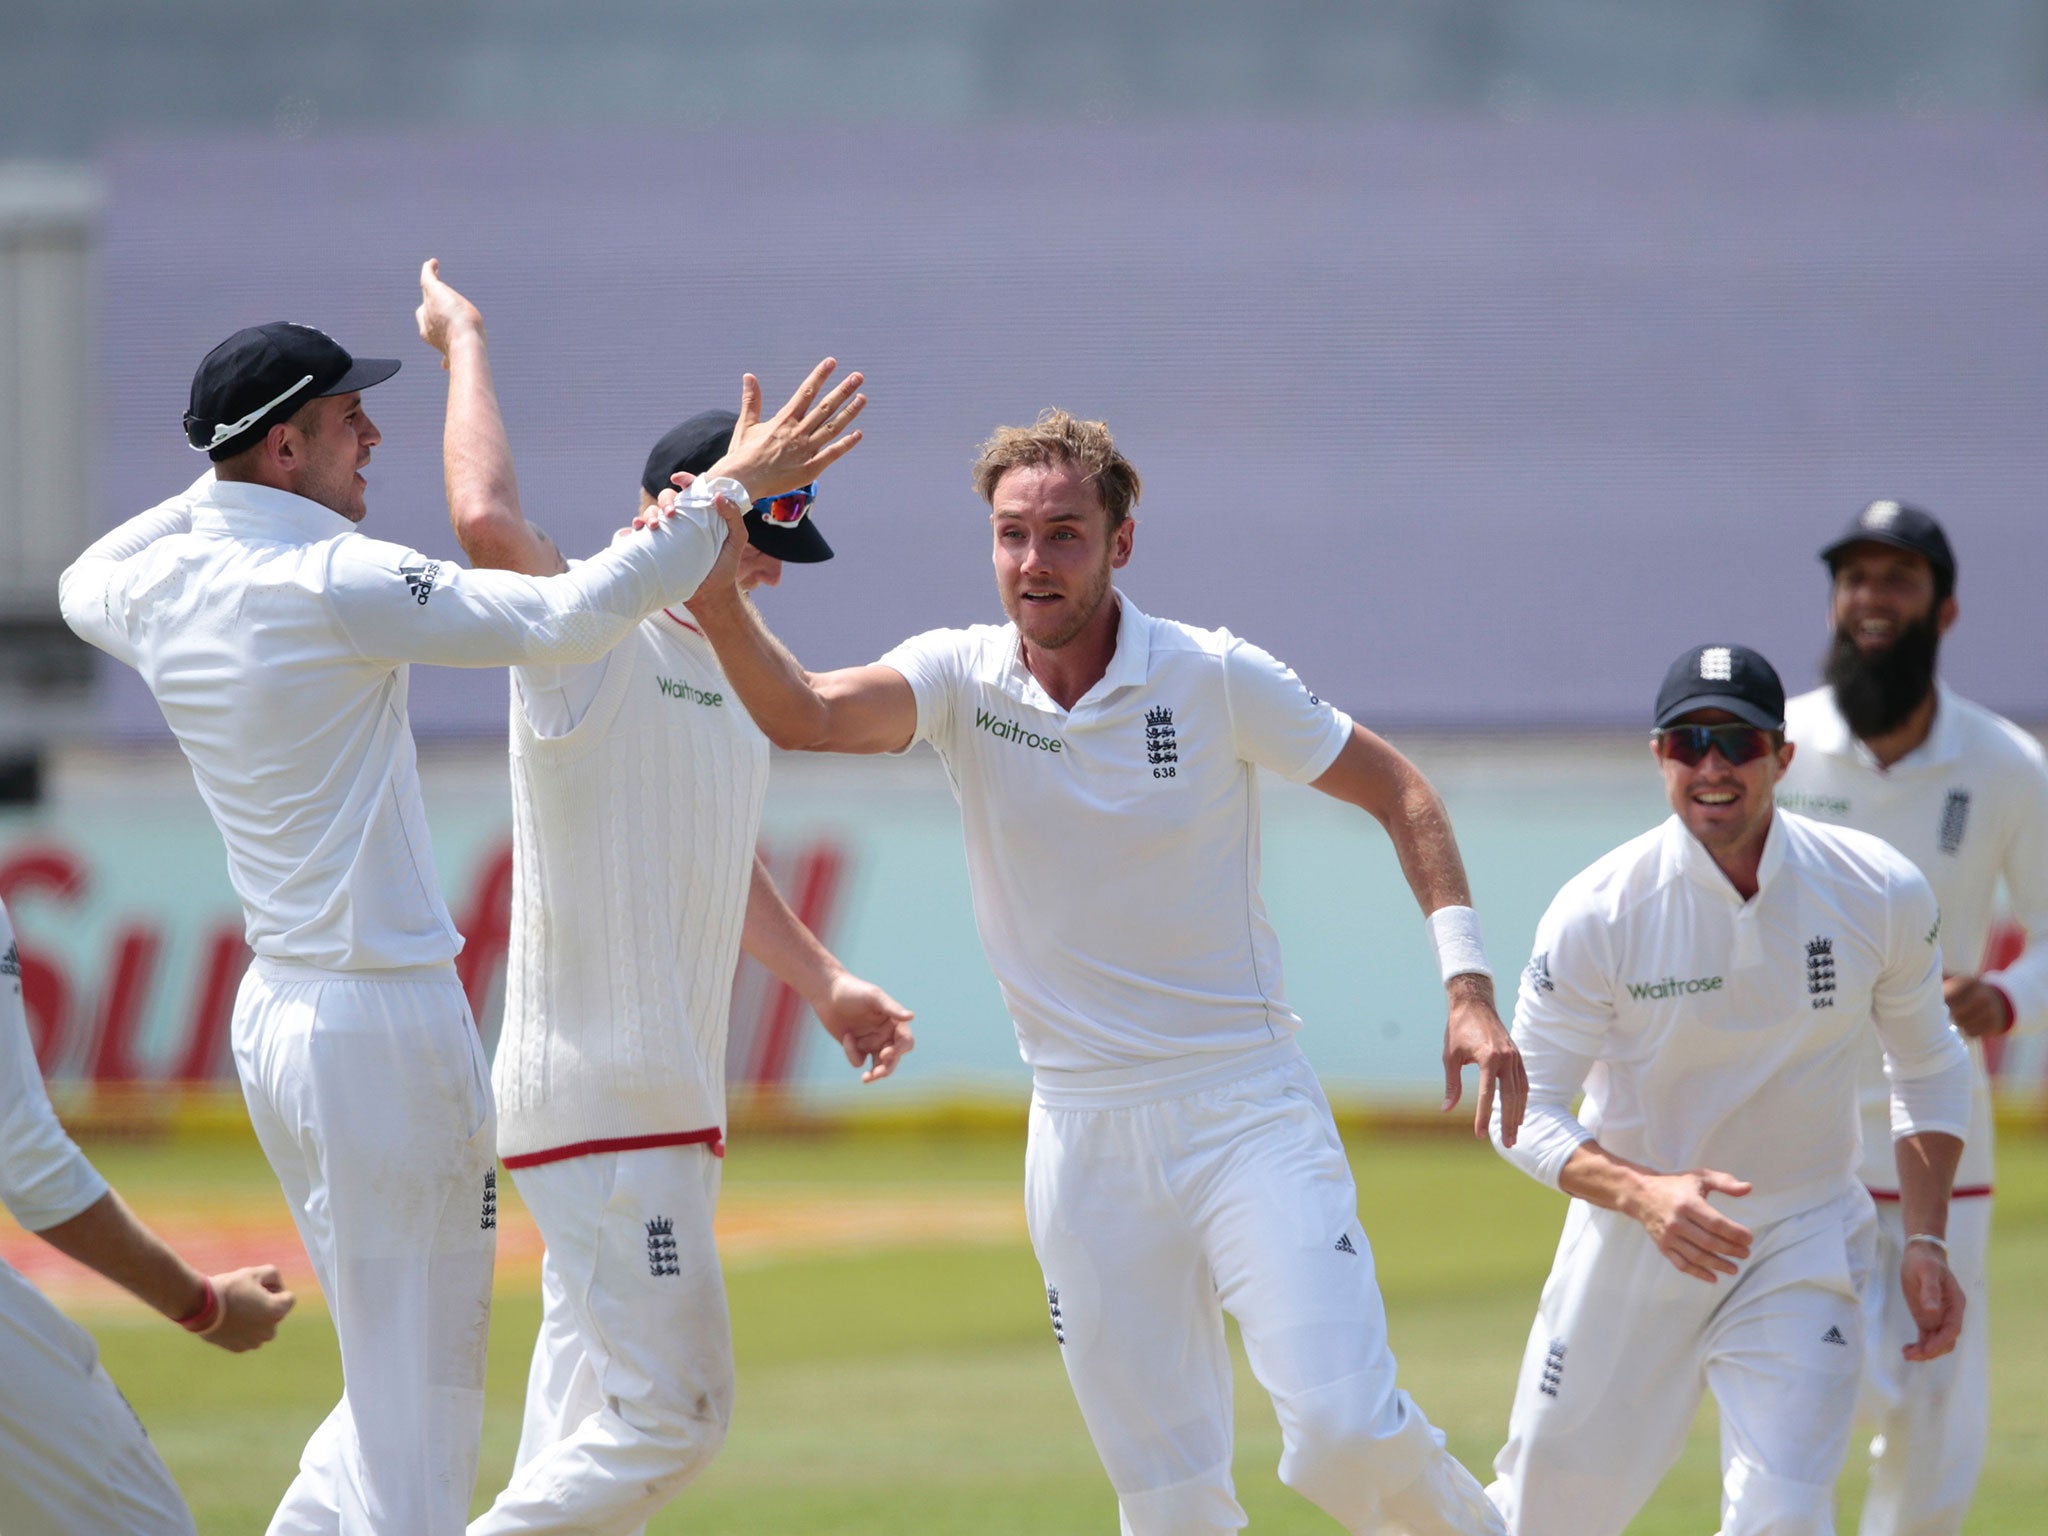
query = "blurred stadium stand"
(0, 166, 97, 766)
(1, 5, 2044, 1103)
(2, 1, 2048, 154)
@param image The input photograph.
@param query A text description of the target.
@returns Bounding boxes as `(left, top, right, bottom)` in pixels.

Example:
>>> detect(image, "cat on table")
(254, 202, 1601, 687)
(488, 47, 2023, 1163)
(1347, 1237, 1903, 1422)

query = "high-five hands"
(706, 360, 866, 503)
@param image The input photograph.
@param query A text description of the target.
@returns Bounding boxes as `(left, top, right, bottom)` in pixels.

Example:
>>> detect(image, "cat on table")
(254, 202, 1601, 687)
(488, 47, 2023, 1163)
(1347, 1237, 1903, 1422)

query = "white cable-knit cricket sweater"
(494, 611, 769, 1164)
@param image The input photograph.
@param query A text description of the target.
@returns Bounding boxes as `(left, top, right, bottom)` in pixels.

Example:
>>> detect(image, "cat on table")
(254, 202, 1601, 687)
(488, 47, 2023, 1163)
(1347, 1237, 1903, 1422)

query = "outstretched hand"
(414, 258, 485, 369)
(1442, 977, 1526, 1144)
(1900, 1244, 1965, 1362)
(203, 1265, 296, 1353)
(816, 970, 915, 1084)
(708, 359, 866, 501)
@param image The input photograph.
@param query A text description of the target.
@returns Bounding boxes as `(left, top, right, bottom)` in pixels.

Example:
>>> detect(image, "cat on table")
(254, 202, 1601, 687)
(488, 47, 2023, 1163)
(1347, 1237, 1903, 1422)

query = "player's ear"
(1936, 594, 1959, 637)
(1776, 737, 1796, 772)
(1110, 515, 1135, 569)
(265, 422, 297, 472)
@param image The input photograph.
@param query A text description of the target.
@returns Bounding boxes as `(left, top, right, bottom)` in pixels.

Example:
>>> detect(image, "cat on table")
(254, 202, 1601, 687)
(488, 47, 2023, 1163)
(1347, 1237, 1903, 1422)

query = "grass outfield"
(60, 1128, 2048, 1533)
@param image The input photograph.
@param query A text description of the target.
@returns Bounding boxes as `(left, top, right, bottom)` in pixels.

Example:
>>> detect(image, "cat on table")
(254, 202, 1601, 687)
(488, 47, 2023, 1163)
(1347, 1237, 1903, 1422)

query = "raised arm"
(418, 258, 869, 581)
(1309, 724, 1527, 1142)
(740, 854, 914, 1082)
(416, 258, 564, 578)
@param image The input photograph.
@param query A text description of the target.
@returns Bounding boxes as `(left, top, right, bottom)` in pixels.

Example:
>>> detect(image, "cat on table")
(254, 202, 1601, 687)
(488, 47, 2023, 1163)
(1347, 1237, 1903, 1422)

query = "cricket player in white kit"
(0, 895, 294, 1534)
(1487, 643, 1975, 1536)
(684, 408, 1526, 1535)
(422, 299, 913, 1530)
(56, 263, 851, 1536)
(1777, 501, 2048, 1536)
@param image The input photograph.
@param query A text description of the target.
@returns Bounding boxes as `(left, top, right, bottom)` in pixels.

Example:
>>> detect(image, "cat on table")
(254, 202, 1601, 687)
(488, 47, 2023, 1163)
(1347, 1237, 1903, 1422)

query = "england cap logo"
(1654, 643, 1785, 731)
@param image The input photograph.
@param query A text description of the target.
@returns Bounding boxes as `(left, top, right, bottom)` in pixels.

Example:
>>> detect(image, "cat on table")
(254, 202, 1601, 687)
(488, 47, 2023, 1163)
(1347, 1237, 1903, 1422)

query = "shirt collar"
(191, 478, 360, 544)
(1808, 682, 1960, 772)
(1661, 807, 1788, 904)
(991, 590, 1151, 713)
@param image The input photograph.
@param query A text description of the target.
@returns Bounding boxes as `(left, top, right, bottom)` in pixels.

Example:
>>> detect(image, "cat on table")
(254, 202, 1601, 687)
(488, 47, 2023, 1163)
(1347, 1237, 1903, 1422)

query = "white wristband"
(1904, 1232, 1949, 1257)
(676, 475, 753, 516)
(1426, 905, 1492, 984)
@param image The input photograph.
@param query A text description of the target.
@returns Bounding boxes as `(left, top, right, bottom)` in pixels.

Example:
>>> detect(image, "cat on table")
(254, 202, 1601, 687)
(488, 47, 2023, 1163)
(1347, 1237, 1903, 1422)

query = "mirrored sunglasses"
(1654, 723, 1775, 768)
(756, 483, 818, 527)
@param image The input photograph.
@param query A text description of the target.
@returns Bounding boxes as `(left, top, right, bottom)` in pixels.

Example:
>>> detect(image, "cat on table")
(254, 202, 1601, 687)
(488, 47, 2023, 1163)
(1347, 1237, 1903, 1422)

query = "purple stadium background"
(92, 118, 2048, 739)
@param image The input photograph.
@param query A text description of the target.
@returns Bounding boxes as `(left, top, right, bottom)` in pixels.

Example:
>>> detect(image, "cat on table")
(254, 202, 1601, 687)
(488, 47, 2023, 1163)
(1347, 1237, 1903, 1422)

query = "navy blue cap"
(640, 410, 833, 564)
(185, 322, 399, 462)
(1819, 501, 1955, 591)
(1654, 644, 1786, 732)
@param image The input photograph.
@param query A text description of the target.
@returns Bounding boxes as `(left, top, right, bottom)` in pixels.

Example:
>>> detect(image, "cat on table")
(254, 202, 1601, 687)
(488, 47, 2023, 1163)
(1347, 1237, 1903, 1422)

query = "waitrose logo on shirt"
(657, 676, 724, 707)
(1778, 791, 1850, 816)
(1626, 974, 1724, 1001)
(975, 706, 1064, 753)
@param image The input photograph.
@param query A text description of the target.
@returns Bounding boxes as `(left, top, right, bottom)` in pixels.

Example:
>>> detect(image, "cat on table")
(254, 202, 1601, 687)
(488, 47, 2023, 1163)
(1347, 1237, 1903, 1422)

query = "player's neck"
(1701, 812, 1773, 902)
(1021, 596, 1121, 712)
(1856, 688, 1938, 770)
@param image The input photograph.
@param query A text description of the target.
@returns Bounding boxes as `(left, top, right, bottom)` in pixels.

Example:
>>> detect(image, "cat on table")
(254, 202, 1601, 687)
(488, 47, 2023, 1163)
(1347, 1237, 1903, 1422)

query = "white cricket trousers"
(1854, 1194, 1990, 1536)
(0, 1259, 195, 1535)
(470, 1145, 733, 1536)
(232, 958, 498, 1536)
(1488, 1188, 1876, 1536)
(1026, 1039, 1504, 1536)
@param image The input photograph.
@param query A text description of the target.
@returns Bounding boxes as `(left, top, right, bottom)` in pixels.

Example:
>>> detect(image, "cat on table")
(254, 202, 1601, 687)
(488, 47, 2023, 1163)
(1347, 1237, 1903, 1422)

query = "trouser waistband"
(250, 956, 461, 986)
(1031, 1036, 1304, 1110)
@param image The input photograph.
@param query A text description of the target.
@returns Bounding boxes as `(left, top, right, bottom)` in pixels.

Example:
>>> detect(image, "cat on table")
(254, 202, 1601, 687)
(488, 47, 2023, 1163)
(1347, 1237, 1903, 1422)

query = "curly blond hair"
(970, 409, 1141, 528)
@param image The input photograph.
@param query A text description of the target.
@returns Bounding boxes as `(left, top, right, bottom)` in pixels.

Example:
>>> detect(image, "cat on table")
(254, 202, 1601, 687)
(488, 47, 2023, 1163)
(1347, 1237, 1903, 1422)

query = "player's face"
(1828, 544, 1953, 653)
(736, 545, 783, 593)
(285, 392, 380, 523)
(989, 462, 1134, 650)
(1655, 708, 1794, 856)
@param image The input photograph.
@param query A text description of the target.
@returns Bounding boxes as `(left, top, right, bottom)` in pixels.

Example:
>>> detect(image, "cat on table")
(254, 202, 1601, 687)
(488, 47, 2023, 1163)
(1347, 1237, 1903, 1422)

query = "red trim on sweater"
(1866, 1184, 1991, 1202)
(662, 608, 704, 636)
(503, 1127, 724, 1169)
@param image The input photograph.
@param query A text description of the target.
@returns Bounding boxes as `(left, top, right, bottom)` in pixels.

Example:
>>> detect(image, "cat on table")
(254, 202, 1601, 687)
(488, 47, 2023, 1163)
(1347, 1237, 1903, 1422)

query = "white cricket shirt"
(0, 900, 107, 1232)
(58, 473, 723, 972)
(1498, 811, 1972, 1227)
(1781, 683, 2048, 1194)
(878, 594, 1354, 1075)
(494, 608, 769, 1163)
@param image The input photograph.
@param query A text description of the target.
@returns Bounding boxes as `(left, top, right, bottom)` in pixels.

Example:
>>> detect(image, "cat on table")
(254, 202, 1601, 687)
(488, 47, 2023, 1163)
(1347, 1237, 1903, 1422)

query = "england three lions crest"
(1806, 936, 1836, 1008)
(1144, 704, 1179, 780)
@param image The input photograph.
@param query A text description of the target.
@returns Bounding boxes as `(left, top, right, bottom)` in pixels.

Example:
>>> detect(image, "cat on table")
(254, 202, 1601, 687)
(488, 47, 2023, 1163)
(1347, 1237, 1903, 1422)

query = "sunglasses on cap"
(1654, 723, 1778, 768)
(755, 483, 818, 527)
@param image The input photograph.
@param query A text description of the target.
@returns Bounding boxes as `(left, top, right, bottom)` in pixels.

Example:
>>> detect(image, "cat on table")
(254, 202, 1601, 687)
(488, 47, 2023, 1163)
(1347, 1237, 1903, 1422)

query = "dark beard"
(1824, 616, 1940, 740)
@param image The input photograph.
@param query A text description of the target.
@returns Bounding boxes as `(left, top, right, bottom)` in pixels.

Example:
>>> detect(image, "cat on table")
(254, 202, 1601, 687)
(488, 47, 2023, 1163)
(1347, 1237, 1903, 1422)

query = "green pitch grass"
(70, 1128, 2048, 1533)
